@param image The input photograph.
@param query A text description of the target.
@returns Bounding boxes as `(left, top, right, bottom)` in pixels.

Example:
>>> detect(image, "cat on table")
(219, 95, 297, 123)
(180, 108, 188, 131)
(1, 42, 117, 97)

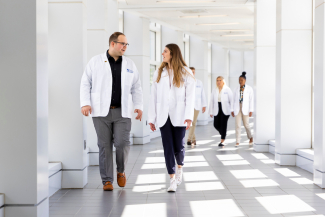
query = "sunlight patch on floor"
(256, 195, 315, 214)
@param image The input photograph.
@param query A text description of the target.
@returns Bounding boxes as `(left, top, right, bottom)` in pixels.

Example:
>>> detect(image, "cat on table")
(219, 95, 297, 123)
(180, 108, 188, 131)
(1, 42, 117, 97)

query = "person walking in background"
(231, 71, 254, 147)
(148, 44, 195, 192)
(187, 67, 207, 146)
(80, 32, 143, 191)
(209, 76, 233, 147)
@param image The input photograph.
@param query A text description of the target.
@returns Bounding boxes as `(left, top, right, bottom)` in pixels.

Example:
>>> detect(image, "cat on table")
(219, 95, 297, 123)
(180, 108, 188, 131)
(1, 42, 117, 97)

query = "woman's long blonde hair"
(156, 44, 192, 88)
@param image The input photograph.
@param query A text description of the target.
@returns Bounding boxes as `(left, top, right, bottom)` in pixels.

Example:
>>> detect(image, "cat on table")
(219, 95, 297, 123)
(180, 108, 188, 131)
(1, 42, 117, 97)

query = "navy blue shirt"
(107, 50, 122, 107)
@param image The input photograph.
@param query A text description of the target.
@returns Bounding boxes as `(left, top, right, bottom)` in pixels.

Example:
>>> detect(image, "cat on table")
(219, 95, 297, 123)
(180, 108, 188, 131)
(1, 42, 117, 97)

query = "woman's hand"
(231, 112, 235, 117)
(210, 115, 213, 118)
(184, 119, 192, 130)
(149, 123, 156, 131)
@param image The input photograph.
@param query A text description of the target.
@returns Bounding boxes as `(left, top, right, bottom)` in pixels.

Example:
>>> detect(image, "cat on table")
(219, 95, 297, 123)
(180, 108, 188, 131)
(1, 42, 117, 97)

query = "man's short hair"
(189, 67, 195, 70)
(109, 32, 125, 47)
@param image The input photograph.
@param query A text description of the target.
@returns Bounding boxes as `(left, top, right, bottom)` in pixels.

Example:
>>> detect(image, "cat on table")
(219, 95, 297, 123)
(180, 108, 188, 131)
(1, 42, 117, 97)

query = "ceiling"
(118, 0, 255, 50)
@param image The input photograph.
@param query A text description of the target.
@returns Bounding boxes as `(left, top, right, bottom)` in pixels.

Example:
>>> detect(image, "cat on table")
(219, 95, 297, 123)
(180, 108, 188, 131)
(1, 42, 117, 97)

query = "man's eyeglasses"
(114, 41, 129, 47)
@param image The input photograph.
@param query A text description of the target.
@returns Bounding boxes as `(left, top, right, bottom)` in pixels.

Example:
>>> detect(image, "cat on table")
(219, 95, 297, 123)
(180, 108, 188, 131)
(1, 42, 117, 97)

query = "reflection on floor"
(50, 118, 325, 217)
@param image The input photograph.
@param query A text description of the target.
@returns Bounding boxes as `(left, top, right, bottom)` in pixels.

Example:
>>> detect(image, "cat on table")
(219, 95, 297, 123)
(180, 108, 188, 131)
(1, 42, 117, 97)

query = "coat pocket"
(90, 93, 100, 114)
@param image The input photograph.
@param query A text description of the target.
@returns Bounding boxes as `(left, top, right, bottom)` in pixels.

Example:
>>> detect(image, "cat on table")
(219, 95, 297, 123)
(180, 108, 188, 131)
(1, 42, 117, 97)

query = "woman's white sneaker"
(175, 167, 183, 186)
(167, 177, 177, 192)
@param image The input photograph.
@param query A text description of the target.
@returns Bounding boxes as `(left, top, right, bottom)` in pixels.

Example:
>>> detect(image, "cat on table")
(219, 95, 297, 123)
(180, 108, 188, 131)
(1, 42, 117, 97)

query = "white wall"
(229, 50, 244, 92)
(211, 45, 229, 86)
(229, 50, 254, 92)
(243, 51, 255, 88)
(161, 26, 178, 50)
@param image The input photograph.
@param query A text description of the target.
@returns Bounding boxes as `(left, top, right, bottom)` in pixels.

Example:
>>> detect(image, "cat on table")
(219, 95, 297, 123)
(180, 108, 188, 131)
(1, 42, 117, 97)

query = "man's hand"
(81, 106, 92, 116)
(149, 123, 156, 131)
(134, 109, 143, 121)
(184, 119, 192, 130)
(202, 107, 206, 113)
(249, 112, 253, 117)
(210, 115, 213, 118)
(231, 112, 235, 117)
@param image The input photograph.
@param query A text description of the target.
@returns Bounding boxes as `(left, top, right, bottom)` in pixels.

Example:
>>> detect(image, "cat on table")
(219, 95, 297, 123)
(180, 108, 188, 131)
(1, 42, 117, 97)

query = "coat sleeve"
(131, 63, 143, 111)
(184, 71, 196, 121)
(249, 87, 254, 112)
(201, 83, 208, 108)
(208, 89, 214, 116)
(228, 87, 234, 112)
(148, 70, 158, 125)
(80, 62, 92, 108)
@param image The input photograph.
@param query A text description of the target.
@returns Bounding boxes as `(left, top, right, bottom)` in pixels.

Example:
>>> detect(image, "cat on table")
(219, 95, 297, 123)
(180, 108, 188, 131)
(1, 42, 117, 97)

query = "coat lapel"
(121, 56, 127, 88)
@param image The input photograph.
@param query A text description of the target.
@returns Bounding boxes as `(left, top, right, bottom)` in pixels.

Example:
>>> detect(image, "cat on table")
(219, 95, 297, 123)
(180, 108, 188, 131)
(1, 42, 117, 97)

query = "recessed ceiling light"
(221, 34, 253, 37)
(196, 23, 239, 26)
(210, 29, 251, 32)
(180, 15, 227, 18)
(157, 0, 216, 3)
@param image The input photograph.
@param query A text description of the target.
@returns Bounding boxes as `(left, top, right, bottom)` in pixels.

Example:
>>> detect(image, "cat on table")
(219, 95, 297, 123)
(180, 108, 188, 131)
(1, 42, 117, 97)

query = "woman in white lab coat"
(148, 43, 196, 192)
(209, 76, 233, 147)
(231, 72, 254, 147)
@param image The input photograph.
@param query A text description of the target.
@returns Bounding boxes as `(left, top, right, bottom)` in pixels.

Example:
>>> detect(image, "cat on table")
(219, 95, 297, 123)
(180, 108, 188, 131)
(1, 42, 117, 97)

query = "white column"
(275, 0, 312, 165)
(161, 26, 178, 50)
(253, 0, 276, 153)
(177, 31, 184, 56)
(314, 0, 325, 188)
(124, 12, 151, 144)
(212, 45, 229, 86)
(190, 37, 209, 125)
(48, 0, 88, 188)
(86, 0, 119, 165)
(229, 50, 244, 92)
(0, 0, 49, 216)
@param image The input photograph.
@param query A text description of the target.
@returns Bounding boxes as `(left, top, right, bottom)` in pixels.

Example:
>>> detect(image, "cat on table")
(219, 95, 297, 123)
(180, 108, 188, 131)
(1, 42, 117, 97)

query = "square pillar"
(275, 0, 313, 165)
(86, 0, 119, 165)
(0, 0, 49, 216)
(189, 37, 209, 125)
(253, 0, 276, 152)
(314, 0, 325, 188)
(124, 12, 151, 144)
(48, 0, 88, 188)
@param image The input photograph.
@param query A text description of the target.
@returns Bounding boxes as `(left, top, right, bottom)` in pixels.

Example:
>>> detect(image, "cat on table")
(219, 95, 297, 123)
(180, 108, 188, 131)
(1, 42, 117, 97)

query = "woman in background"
(231, 71, 254, 147)
(209, 76, 233, 147)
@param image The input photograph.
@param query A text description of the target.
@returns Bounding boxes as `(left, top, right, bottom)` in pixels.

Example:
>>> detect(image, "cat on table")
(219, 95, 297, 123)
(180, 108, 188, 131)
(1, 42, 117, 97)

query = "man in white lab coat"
(187, 67, 207, 145)
(80, 32, 143, 191)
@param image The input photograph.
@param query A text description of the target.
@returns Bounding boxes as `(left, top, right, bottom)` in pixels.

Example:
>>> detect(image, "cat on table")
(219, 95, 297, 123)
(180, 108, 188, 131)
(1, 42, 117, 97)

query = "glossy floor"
(50, 117, 325, 217)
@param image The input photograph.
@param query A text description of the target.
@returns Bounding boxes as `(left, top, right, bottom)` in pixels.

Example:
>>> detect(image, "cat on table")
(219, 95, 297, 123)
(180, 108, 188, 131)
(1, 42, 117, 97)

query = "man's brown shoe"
(117, 172, 126, 187)
(103, 181, 113, 191)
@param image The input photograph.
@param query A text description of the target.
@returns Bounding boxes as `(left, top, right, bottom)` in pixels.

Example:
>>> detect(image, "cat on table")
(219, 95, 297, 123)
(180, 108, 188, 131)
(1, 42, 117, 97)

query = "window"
(119, 10, 124, 33)
(149, 22, 161, 92)
(207, 43, 212, 106)
(183, 34, 190, 65)
(150, 31, 156, 61)
(150, 65, 156, 88)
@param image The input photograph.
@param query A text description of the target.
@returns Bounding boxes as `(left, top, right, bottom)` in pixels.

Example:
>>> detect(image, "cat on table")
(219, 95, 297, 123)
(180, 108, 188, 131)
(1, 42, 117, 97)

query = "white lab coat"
(194, 79, 207, 110)
(148, 67, 196, 128)
(233, 84, 254, 116)
(80, 53, 143, 118)
(209, 86, 233, 116)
